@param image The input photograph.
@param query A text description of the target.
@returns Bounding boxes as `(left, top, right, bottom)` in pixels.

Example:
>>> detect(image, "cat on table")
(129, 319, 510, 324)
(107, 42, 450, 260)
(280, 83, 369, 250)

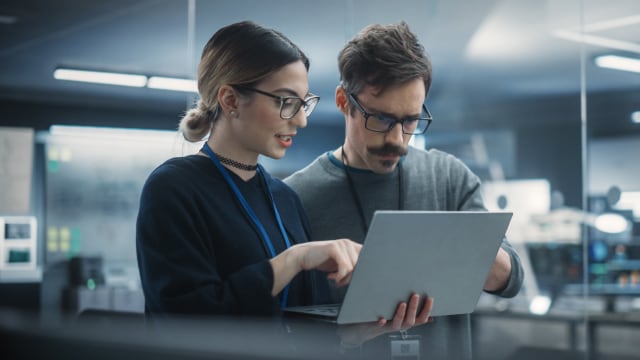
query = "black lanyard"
(341, 146, 404, 233)
(202, 143, 291, 308)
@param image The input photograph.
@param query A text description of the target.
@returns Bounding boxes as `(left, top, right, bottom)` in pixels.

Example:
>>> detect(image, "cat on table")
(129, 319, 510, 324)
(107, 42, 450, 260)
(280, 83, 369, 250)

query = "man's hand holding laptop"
(276, 237, 435, 347)
(337, 294, 434, 348)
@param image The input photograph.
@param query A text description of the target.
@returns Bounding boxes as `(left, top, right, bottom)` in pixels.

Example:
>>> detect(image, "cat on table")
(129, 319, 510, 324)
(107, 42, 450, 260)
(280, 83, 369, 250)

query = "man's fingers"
(391, 302, 407, 330)
(416, 296, 433, 324)
(406, 294, 420, 317)
(401, 294, 420, 328)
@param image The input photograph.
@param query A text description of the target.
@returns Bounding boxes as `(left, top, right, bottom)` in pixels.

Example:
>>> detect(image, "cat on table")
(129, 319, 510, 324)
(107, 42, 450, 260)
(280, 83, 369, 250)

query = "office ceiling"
(0, 0, 638, 132)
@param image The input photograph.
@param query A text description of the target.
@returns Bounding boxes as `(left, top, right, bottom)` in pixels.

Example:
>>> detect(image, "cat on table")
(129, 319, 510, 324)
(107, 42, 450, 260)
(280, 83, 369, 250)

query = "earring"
(229, 111, 236, 117)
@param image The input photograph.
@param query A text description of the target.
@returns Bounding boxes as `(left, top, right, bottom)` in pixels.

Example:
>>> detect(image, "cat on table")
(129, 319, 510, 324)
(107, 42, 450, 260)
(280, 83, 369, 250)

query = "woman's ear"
(335, 85, 349, 115)
(218, 85, 239, 117)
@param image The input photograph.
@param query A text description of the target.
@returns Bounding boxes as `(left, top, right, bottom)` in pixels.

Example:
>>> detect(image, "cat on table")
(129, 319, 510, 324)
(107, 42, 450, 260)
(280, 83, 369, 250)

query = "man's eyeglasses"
(348, 93, 432, 135)
(233, 85, 320, 119)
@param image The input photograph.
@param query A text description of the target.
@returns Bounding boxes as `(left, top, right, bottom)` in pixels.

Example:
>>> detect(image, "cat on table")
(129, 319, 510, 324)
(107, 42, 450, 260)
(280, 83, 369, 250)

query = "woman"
(136, 21, 361, 319)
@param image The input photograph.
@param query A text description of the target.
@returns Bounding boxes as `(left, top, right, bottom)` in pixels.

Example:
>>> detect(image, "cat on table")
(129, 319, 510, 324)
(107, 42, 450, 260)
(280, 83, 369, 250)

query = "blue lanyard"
(202, 143, 291, 308)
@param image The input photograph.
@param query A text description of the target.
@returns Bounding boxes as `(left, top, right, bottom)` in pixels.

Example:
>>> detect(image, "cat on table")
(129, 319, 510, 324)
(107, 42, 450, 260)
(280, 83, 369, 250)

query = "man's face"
(338, 78, 426, 174)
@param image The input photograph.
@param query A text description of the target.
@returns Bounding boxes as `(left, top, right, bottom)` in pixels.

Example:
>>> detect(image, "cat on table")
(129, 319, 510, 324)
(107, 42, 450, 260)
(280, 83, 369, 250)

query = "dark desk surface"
(471, 307, 640, 359)
(586, 312, 640, 325)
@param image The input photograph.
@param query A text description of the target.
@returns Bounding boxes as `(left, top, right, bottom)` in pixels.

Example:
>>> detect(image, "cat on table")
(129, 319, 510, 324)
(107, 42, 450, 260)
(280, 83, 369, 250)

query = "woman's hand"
(337, 294, 434, 348)
(270, 239, 361, 295)
(295, 239, 361, 287)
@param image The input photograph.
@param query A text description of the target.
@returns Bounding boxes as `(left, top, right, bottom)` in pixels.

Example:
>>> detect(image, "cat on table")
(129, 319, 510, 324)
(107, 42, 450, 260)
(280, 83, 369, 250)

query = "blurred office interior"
(0, 0, 639, 359)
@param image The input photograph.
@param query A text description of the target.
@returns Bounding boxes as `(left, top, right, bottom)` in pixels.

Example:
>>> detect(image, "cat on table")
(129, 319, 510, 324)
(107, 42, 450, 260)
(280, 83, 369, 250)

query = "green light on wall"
(87, 278, 96, 290)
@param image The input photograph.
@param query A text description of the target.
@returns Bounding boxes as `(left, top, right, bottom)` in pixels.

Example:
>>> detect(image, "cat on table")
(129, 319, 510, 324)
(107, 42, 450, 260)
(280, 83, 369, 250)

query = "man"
(285, 22, 524, 359)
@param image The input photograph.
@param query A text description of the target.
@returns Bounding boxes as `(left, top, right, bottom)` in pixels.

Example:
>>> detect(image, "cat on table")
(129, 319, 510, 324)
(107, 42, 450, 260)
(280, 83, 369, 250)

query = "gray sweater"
(284, 147, 524, 359)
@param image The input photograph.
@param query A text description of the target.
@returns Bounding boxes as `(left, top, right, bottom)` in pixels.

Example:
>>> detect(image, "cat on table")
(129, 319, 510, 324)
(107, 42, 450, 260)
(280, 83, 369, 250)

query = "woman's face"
(232, 60, 311, 160)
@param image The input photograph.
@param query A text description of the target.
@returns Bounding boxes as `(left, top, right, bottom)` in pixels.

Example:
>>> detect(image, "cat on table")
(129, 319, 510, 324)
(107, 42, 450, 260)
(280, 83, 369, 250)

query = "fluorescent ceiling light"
(54, 68, 147, 87)
(632, 111, 640, 124)
(147, 76, 197, 93)
(594, 55, 640, 74)
(47, 125, 204, 155)
(553, 30, 640, 54)
(49, 125, 177, 142)
(53, 68, 197, 93)
(581, 14, 640, 33)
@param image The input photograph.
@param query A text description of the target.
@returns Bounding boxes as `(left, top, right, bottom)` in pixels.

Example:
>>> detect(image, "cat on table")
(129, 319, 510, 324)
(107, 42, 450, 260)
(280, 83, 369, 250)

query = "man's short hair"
(338, 21, 432, 97)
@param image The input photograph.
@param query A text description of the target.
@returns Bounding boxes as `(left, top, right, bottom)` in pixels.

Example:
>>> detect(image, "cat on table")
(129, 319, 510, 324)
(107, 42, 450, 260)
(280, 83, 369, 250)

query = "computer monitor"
(0, 216, 37, 270)
(583, 241, 640, 296)
(526, 243, 582, 298)
(527, 241, 640, 300)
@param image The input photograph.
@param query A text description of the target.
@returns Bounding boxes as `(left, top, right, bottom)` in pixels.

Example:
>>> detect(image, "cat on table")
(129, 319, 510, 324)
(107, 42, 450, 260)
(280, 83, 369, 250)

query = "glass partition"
(415, 1, 585, 359)
(583, 1, 640, 359)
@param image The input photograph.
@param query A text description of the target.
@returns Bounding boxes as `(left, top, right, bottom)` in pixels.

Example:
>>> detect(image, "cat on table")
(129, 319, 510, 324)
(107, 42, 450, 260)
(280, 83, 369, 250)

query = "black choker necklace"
(212, 151, 258, 171)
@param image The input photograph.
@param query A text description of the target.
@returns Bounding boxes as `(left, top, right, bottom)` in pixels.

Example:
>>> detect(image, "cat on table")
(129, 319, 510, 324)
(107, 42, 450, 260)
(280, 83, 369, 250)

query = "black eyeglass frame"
(233, 85, 320, 119)
(347, 93, 433, 135)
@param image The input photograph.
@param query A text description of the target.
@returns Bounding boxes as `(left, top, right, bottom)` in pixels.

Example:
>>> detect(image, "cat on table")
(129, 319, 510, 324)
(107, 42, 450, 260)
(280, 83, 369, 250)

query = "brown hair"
(179, 21, 310, 141)
(338, 22, 432, 97)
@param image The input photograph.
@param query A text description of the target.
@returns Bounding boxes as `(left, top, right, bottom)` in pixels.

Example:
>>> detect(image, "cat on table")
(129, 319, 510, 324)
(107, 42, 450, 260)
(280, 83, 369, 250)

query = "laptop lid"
(285, 210, 512, 324)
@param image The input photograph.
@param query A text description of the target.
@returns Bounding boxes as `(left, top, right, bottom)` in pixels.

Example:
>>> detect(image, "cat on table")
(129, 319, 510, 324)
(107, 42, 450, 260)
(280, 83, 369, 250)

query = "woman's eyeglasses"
(234, 85, 320, 119)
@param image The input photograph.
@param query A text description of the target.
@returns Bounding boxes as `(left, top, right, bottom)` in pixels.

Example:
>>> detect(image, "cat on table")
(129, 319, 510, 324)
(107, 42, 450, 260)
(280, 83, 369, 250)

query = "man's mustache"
(367, 143, 408, 157)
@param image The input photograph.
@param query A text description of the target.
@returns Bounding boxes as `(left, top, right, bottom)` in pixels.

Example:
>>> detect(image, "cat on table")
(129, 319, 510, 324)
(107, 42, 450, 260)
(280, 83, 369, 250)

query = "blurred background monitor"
(526, 243, 582, 299)
(528, 241, 640, 299)
(0, 216, 37, 271)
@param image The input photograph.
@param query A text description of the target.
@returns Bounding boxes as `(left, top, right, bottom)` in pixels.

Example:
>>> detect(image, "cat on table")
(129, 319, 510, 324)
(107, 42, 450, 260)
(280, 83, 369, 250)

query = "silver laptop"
(284, 210, 512, 324)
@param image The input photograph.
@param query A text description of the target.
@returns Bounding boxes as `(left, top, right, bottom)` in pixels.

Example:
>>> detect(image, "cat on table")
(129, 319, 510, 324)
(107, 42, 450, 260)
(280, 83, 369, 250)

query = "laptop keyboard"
(291, 304, 340, 316)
